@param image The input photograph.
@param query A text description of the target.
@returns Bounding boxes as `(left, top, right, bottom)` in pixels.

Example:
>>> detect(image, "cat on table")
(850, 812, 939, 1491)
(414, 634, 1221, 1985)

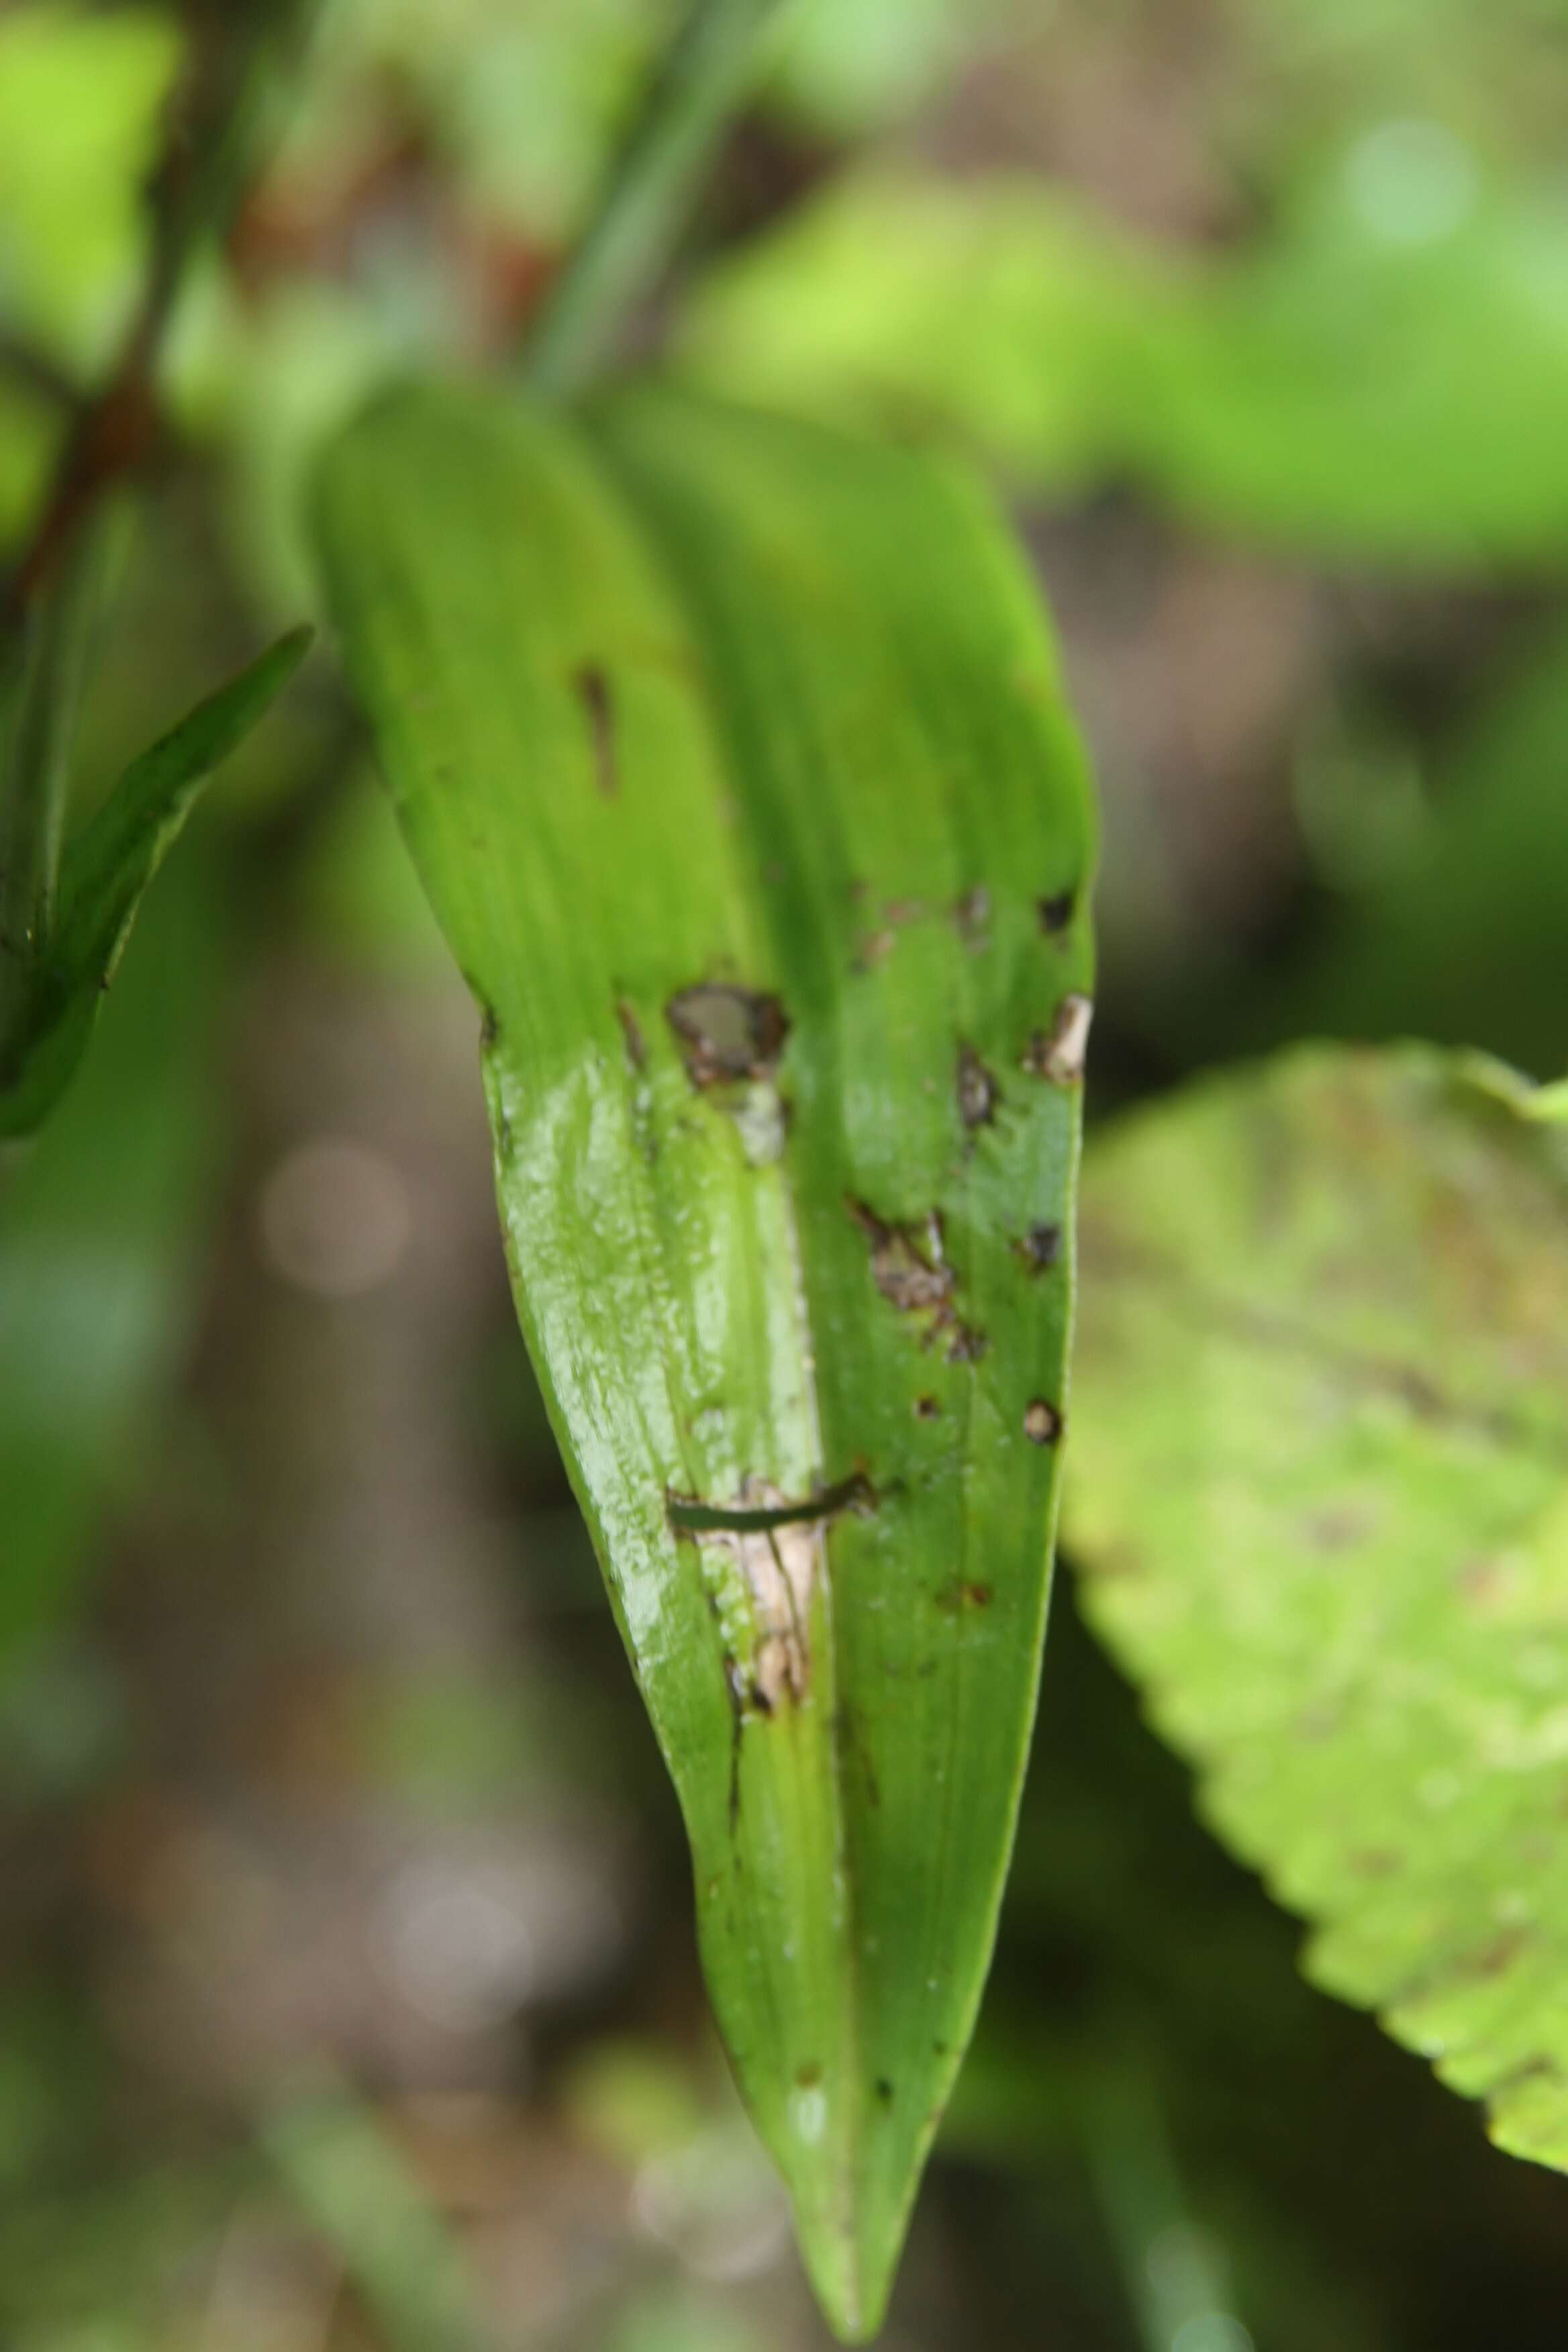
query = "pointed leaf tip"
(0, 624, 311, 1137)
(312, 379, 1095, 2333)
(58, 622, 313, 991)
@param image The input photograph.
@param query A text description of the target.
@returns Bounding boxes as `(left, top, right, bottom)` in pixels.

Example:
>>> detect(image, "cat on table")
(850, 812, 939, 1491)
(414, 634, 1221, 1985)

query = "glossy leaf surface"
(1066, 1045, 1568, 2174)
(313, 381, 1095, 2337)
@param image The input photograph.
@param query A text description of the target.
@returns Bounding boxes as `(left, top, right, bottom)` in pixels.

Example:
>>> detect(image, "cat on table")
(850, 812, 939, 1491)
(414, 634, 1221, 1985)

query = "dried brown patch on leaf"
(1038, 888, 1076, 937)
(684, 1478, 826, 1713)
(1024, 1399, 1063, 1446)
(957, 1042, 1000, 1132)
(1022, 992, 1093, 1084)
(667, 984, 790, 1088)
(848, 1198, 987, 1363)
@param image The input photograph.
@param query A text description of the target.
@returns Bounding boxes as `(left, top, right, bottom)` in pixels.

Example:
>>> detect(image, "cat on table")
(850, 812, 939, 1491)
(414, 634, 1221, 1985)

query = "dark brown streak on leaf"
(1038, 888, 1077, 936)
(667, 1469, 876, 1536)
(836, 1700, 882, 1810)
(957, 1042, 1000, 1134)
(667, 983, 790, 1089)
(615, 997, 647, 1073)
(574, 663, 618, 797)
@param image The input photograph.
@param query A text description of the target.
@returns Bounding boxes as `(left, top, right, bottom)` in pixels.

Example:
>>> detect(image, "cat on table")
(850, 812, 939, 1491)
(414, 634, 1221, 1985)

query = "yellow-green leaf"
(312, 379, 1096, 2339)
(1067, 1044, 1568, 2175)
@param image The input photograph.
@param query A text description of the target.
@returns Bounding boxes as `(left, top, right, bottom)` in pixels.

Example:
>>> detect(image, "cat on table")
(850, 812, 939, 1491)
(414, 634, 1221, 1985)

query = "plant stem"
(0, 0, 323, 1095)
(1, 0, 322, 629)
(522, 0, 797, 399)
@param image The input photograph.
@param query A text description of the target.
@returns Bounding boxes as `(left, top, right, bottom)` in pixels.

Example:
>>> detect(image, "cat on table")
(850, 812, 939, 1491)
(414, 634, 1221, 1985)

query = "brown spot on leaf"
(1038, 889, 1076, 936)
(1022, 993, 1094, 1084)
(849, 1199, 954, 1316)
(667, 985, 789, 1087)
(848, 1198, 987, 1363)
(957, 1042, 1000, 1132)
(937, 1579, 993, 1614)
(1014, 1222, 1062, 1273)
(573, 663, 616, 797)
(1024, 1399, 1063, 1446)
(914, 1393, 941, 1421)
(615, 999, 646, 1072)
(853, 928, 897, 973)
(796, 2061, 824, 2089)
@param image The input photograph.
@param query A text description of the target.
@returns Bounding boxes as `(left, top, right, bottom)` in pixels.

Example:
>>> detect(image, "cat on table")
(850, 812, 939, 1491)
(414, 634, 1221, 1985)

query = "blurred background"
(3, 1, 1568, 2345)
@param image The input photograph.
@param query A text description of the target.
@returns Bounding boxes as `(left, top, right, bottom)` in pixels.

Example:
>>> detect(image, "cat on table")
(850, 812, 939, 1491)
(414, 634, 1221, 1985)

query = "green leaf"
(263, 2087, 485, 2352)
(681, 165, 1568, 565)
(54, 624, 311, 989)
(313, 379, 1096, 2339)
(0, 625, 309, 1136)
(1065, 1043, 1568, 2176)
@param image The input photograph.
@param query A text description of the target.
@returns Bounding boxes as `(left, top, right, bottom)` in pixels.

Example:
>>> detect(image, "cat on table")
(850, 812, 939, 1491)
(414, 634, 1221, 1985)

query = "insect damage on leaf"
(848, 1197, 988, 1363)
(1014, 1221, 1063, 1273)
(715, 1509, 819, 1710)
(667, 983, 790, 1086)
(673, 1474, 873, 1715)
(312, 376, 1097, 2349)
(956, 1042, 1001, 1132)
(1023, 991, 1093, 1083)
(1065, 1044, 1568, 2194)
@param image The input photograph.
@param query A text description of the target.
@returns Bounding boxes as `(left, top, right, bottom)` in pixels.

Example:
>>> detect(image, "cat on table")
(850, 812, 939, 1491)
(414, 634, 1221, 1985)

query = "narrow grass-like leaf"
(55, 624, 311, 989)
(313, 381, 1095, 2339)
(0, 625, 309, 1135)
(1066, 1045, 1568, 2175)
